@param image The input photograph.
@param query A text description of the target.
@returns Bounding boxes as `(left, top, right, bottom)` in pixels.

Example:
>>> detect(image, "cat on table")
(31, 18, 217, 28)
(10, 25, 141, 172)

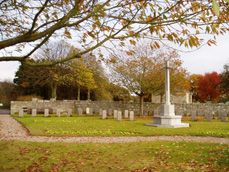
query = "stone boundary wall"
(10, 100, 229, 116)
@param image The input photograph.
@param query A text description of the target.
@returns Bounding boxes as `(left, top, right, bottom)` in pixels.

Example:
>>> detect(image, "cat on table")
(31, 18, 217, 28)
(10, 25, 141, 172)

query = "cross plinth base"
(146, 116, 189, 128)
(146, 104, 189, 128)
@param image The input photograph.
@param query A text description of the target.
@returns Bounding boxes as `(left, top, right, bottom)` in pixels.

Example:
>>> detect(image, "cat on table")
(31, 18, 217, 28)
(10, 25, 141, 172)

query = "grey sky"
(180, 33, 229, 75)
(0, 32, 228, 82)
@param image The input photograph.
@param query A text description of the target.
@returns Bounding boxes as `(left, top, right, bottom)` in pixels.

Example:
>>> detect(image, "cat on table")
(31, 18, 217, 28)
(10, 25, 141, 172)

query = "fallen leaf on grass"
(209, 157, 217, 161)
(39, 156, 48, 162)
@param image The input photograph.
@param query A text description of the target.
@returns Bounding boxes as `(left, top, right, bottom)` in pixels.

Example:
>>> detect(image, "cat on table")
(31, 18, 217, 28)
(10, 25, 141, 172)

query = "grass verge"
(13, 114, 229, 137)
(0, 140, 228, 172)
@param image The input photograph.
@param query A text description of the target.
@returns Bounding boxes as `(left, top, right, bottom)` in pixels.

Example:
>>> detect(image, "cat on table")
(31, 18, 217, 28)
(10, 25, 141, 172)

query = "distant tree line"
(0, 41, 228, 110)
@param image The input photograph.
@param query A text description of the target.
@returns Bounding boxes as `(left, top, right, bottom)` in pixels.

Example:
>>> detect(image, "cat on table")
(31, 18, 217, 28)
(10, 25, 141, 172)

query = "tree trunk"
(87, 88, 90, 100)
(77, 86, 80, 101)
(51, 83, 57, 99)
(139, 95, 144, 116)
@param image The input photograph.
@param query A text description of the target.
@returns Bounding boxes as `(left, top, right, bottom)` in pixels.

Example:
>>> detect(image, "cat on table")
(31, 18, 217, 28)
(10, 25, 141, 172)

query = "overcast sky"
(0, 32, 228, 82)
(179, 33, 229, 75)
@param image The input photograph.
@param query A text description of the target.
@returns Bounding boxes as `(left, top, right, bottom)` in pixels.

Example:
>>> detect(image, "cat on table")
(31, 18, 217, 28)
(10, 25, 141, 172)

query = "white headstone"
(102, 110, 107, 119)
(44, 109, 49, 117)
(32, 98, 38, 102)
(50, 98, 56, 102)
(114, 110, 118, 119)
(86, 108, 90, 114)
(78, 108, 83, 116)
(89, 108, 93, 116)
(191, 110, 196, 121)
(32, 109, 37, 117)
(108, 109, 112, 116)
(19, 109, 24, 118)
(117, 111, 122, 121)
(124, 110, 128, 119)
(68, 109, 72, 117)
(130, 111, 134, 121)
(56, 109, 61, 117)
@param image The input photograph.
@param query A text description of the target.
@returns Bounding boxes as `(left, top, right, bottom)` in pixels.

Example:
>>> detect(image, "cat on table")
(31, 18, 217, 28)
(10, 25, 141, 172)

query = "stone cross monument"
(165, 60, 172, 105)
(146, 60, 189, 128)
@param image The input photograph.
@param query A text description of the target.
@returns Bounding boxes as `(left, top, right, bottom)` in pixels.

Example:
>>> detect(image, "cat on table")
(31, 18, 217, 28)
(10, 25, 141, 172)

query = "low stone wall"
(10, 100, 229, 116)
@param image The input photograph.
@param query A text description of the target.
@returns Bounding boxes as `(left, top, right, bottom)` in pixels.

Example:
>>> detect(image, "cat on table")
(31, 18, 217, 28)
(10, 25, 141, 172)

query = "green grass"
(13, 114, 229, 137)
(0, 140, 228, 172)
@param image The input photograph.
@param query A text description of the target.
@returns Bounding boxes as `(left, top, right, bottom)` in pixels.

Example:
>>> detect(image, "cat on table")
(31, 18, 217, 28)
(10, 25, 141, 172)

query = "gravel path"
(0, 115, 228, 144)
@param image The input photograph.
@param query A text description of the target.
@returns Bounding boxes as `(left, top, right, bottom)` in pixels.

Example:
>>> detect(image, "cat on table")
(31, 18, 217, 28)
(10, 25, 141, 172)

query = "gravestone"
(186, 111, 190, 116)
(56, 109, 61, 117)
(50, 98, 56, 102)
(94, 107, 99, 114)
(154, 110, 158, 116)
(176, 110, 182, 116)
(99, 109, 103, 116)
(78, 108, 83, 117)
(89, 108, 93, 116)
(218, 110, 222, 119)
(108, 109, 112, 116)
(68, 109, 72, 117)
(32, 98, 38, 102)
(86, 108, 90, 115)
(221, 112, 227, 122)
(204, 110, 208, 119)
(44, 109, 49, 117)
(130, 111, 134, 121)
(117, 111, 122, 121)
(19, 109, 24, 118)
(191, 110, 196, 121)
(114, 110, 118, 119)
(32, 109, 37, 117)
(124, 110, 128, 119)
(146, 61, 189, 128)
(206, 111, 212, 121)
(102, 110, 107, 119)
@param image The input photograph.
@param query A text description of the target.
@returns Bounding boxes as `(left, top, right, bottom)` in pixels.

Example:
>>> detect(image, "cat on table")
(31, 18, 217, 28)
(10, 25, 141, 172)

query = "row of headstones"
(18, 108, 227, 122)
(19, 108, 73, 118)
(190, 110, 227, 122)
(18, 108, 134, 121)
(184, 109, 227, 115)
(100, 109, 134, 121)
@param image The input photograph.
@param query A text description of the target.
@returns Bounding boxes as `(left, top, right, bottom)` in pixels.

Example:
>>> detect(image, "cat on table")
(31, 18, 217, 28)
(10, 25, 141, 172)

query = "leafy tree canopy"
(108, 41, 189, 115)
(0, 0, 228, 65)
(198, 72, 223, 102)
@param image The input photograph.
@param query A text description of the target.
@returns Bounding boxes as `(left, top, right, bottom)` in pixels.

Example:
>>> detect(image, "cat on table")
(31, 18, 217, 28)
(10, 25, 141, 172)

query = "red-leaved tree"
(198, 72, 223, 102)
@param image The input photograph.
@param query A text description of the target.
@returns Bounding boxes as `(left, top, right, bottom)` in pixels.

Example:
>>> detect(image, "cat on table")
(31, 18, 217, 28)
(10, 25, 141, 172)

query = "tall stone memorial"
(146, 61, 189, 128)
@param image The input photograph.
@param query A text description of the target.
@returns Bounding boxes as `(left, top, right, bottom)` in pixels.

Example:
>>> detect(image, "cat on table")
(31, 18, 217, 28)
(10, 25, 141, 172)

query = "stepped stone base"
(146, 115, 189, 128)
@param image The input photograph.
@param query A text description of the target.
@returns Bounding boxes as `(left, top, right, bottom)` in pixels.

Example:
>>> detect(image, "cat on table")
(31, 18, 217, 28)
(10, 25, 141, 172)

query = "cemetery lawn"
(13, 115, 229, 137)
(0, 140, 228, 172)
